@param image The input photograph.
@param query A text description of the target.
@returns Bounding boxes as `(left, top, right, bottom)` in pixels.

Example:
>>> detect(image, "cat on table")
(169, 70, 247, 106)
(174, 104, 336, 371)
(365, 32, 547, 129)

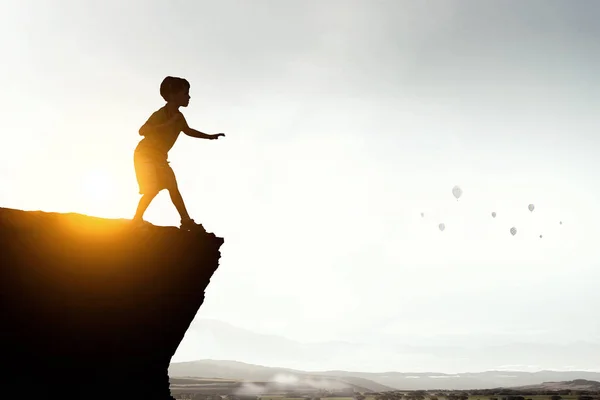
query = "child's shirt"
(137, 106, 187, 159)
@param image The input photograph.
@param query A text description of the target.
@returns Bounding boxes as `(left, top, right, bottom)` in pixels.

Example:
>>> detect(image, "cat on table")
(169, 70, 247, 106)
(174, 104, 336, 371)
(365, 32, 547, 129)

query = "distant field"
(261, 398, 304, 400)
(463, 397, 579, 400)
(173, 388, 598, 400)
(364, 397, 585, 400)
(260, 398, 354, 400)
(172, 393, 598, 400)
(258, 396, 587, 400)
(440, 397, 579, 400)
(216, 394, 589, 400)
(260, 398, 303, 400)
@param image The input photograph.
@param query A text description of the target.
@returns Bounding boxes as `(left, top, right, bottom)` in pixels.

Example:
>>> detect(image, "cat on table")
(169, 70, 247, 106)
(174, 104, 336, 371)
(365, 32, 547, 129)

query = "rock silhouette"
(0, 207, 223, 399)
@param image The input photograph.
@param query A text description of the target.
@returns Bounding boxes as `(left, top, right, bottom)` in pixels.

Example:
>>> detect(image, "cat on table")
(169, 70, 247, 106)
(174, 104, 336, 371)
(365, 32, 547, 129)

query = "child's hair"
(160, 76, 190, 102)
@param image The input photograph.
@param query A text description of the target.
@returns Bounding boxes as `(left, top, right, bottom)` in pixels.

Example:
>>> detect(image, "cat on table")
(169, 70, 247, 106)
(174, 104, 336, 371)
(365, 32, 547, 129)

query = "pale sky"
(2, 0, 599, 372)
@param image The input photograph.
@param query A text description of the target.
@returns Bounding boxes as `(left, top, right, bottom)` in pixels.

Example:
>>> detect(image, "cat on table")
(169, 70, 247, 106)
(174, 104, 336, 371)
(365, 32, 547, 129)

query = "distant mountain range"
(515, 379, 600, 391)
(169, 360, 394, 393)
(169, 359, 600, 390)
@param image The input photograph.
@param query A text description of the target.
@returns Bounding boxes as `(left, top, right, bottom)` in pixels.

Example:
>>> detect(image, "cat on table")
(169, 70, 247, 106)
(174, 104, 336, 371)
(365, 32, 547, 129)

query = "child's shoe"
(180, 217, 206, 232)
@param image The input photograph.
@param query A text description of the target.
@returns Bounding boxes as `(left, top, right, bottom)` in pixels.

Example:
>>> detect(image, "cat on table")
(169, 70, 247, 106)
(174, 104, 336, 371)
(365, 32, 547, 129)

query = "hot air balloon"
(491, 212, 496, 218)
(539, 234, 543, 238)
(528, 204, 535, 212)
(510, 227, 517, 236)
(420, 212, 424, 218)
(439, 223, 445, 232)
(559, 221, 563, 225)
(452, 186, 462, 200)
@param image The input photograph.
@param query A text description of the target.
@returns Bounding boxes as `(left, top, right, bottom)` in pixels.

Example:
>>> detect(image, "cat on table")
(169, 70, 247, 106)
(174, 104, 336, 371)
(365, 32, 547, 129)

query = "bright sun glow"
(68, 165, 134, 219)
(81, 169, 114, 210)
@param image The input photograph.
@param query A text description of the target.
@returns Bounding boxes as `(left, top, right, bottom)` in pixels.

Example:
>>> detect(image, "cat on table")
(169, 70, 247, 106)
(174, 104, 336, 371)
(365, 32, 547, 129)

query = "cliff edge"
(0, 207, 224, 399)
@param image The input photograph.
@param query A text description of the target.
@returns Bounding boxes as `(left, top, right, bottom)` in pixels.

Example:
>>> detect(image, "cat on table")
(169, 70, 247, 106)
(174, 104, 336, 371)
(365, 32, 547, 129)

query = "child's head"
(160, 76, 190, 107)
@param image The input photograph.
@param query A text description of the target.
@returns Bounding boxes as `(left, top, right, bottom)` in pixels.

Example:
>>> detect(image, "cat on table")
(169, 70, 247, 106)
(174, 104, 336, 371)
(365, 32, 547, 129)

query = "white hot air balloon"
(439, 223, 445, 232)
(491, 212, 496, 218)
(452, 185, 463, 200)
(510, 227, 517, 236)
(528, 204, 535, 212)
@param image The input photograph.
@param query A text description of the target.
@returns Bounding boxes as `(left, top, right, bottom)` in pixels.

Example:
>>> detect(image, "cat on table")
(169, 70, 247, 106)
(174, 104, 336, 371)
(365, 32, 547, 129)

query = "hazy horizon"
(2, 0, 599, 373)
(171, 318, 600, 374)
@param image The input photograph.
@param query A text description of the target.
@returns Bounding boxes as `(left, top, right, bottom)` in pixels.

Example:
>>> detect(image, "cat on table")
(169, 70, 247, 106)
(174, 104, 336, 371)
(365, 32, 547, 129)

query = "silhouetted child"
(132, 76, 225, 231)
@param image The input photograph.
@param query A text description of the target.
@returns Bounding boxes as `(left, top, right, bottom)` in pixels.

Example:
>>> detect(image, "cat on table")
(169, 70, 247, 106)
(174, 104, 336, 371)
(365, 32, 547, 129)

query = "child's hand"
(211, 133, 226, 140)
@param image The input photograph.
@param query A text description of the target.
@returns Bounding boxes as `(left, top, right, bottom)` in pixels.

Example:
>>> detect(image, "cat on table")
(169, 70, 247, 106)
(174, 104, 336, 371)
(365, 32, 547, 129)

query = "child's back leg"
(167, 185, 205, 232)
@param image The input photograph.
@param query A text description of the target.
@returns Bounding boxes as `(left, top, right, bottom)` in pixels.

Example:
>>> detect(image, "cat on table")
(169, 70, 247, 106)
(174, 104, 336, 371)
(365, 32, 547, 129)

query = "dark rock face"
(0, 208, 223, 399)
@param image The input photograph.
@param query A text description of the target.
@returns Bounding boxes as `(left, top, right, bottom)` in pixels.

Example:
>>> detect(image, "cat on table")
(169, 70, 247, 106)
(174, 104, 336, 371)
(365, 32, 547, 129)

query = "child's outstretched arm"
(181, 116, 225, 140)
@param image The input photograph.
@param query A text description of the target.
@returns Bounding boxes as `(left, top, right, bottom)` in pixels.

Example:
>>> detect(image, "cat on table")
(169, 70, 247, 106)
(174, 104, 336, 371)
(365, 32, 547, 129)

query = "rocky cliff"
(0, 207, 223, 399)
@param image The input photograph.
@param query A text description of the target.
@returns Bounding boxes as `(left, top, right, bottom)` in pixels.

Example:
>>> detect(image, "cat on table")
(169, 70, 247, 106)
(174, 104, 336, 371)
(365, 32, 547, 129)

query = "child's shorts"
(133, 146, 177, 195)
